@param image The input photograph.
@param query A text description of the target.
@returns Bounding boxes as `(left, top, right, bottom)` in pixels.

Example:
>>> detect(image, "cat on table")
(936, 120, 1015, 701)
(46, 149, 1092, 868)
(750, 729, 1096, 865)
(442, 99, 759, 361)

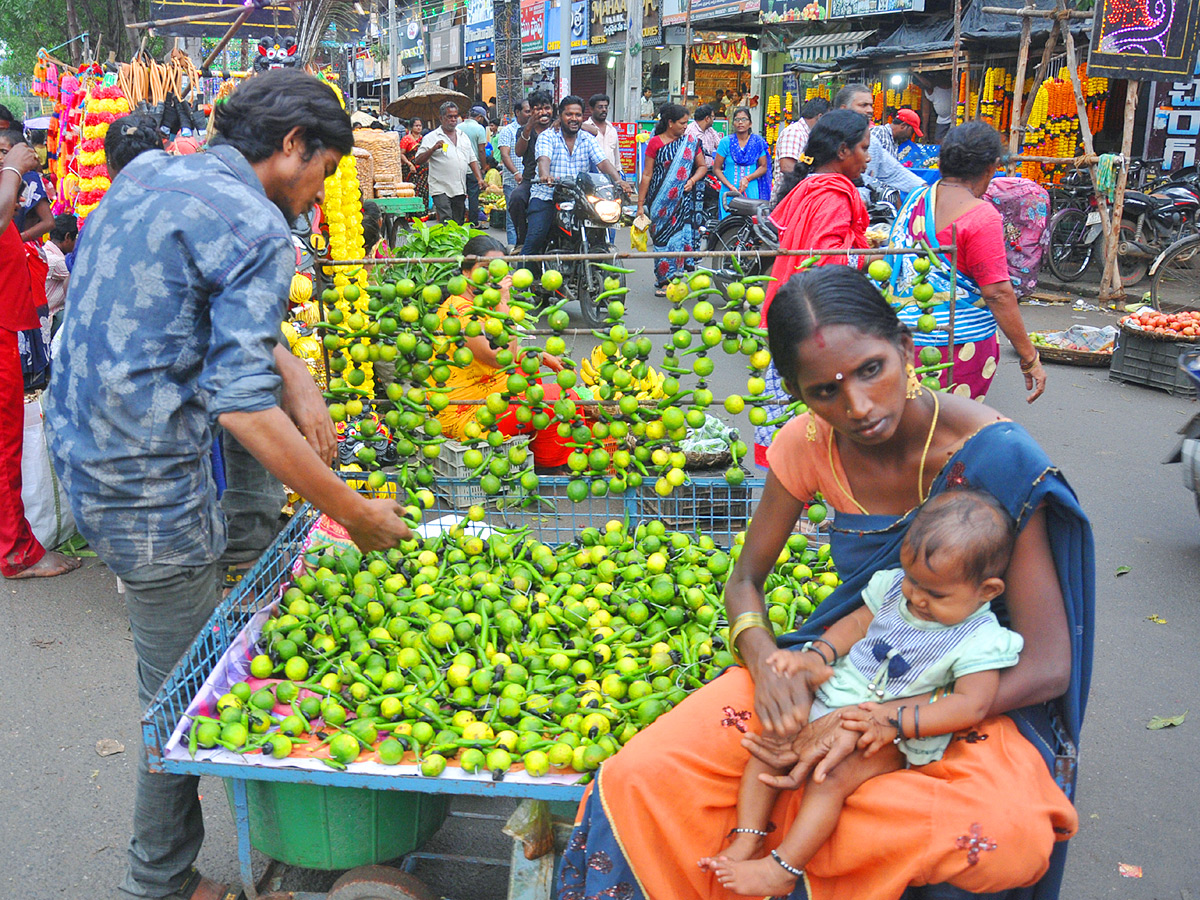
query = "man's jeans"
(502, 172, 518, 247)
(466, 170, 482, 225)
(119, 561, 224, 898)
(509, 181, 532, 247)
(219, 431, 286, 564)
(523, 197, 556, 274)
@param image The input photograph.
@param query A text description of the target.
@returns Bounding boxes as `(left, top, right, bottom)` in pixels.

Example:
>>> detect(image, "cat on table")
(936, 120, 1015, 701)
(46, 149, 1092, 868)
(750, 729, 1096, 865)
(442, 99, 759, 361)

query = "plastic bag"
(681, 414, 736, 455)
(631, 214, 650, 252)
(21, 396, 76, 549)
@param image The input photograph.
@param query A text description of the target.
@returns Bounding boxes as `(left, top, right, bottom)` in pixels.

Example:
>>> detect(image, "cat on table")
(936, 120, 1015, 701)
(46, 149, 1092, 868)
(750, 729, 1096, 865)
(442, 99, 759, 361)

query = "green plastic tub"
(223, 780, 449, 870)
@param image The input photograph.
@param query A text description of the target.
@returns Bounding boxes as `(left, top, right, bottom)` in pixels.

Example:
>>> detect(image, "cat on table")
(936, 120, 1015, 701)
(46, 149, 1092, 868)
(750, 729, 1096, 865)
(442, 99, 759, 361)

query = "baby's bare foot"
(712, 854, 800, 897)
(721, 832, 764, 863)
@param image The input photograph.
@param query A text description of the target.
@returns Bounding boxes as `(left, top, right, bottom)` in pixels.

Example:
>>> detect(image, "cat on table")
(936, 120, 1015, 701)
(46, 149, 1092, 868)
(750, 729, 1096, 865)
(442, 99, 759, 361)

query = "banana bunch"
(579, 346, 666, 400)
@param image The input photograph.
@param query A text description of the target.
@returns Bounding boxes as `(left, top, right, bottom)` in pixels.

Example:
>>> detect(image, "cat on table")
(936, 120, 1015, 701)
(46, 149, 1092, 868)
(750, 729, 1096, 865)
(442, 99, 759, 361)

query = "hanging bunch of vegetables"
(75, 83, 133, 221)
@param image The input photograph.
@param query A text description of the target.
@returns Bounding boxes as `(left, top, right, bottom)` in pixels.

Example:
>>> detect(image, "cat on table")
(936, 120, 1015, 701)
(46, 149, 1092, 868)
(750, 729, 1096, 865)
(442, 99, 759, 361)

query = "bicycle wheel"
(1150, 234, 1200, 313)
(1046, 207, 1095, 282)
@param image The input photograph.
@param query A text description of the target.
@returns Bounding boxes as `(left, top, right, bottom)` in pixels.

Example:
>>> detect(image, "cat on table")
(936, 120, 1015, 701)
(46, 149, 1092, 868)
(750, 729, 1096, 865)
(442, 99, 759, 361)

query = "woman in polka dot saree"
(885, 124, 1046, 404)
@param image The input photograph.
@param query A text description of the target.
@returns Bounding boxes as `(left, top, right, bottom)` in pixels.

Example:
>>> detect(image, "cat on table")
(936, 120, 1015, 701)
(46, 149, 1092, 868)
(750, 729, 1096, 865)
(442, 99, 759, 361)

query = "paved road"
(2, 258, 1197, 900)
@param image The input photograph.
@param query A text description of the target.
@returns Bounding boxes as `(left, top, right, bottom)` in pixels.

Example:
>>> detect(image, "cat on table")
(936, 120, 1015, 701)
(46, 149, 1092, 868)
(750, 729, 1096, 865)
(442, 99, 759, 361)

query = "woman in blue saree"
(713, 106, 771, 219)
(637, 104, 708, 293)
(558, 266, 1093, 900)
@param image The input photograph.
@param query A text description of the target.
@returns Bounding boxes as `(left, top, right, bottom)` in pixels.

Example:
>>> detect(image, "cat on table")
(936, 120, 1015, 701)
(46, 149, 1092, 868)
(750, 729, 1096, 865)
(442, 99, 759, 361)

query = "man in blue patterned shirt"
(46, 70, 412, 900)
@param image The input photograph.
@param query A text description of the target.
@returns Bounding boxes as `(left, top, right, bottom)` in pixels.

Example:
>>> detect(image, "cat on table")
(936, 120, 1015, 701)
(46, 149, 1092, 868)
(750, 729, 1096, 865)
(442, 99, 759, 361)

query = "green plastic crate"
(223, 780, 449, 870)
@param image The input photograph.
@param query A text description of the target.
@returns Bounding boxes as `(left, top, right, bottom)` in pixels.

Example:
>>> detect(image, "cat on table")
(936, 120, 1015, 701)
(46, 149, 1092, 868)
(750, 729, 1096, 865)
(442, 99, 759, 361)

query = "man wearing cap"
(864, 106, 924, 196)
(459, 105, 490, 225)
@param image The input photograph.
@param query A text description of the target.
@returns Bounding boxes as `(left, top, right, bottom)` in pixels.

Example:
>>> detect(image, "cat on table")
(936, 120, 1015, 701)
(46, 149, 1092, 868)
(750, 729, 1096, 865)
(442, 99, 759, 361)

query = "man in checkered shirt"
(524, 95, 630, 271)
(771, 97, 830, 200)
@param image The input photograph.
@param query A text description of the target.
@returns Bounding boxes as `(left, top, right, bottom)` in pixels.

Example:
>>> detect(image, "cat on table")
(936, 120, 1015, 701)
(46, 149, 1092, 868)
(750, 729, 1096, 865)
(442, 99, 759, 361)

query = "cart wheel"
(327, 866, 437, 900)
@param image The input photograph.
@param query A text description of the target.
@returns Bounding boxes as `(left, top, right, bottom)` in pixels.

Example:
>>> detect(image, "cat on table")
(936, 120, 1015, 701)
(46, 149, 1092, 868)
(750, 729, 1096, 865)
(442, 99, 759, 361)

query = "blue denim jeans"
(524, 196, 556, 275)
(502, 173, 518, 247)
(219, 431, 286, 564)
(119, 560, 224, 898)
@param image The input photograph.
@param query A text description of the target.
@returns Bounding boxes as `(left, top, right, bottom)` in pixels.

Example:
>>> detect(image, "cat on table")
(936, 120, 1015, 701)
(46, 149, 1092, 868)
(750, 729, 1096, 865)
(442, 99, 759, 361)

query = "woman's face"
(669, 115, 689, 138)
(836, 132, 871, 180)
(412, 119, 424, 137)
(733, 112, 751, 135)
(791, 325, 910, 446)
(465, 249, 505, 281)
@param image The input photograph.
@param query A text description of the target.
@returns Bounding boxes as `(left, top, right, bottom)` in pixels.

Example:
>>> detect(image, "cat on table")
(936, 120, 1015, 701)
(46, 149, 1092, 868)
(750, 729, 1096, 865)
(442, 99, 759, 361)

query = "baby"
(701, 489, 1024, 896)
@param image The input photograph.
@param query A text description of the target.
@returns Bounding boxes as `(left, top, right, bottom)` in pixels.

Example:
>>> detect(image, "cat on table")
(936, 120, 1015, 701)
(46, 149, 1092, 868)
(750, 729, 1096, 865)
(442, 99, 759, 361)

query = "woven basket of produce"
(353, 147, 375, 200)
(1120, 310, 1200, 342)
(1030, 325, 1116, 367)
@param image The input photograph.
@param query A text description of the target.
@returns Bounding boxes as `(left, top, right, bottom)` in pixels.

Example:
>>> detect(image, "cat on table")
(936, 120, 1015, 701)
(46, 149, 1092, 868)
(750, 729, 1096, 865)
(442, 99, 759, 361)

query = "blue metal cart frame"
(141, 475, 769, 900)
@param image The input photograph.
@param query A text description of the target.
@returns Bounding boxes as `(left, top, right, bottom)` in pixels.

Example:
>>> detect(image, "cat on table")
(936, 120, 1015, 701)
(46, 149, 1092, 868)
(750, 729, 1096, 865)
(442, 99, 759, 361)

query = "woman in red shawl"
(754, 109, 872, 466)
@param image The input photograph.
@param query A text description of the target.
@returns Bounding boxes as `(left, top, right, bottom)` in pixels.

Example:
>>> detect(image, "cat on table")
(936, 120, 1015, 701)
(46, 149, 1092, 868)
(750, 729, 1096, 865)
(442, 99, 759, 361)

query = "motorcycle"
(1046, 165, 1200, 285)
(706, 185, 901, 278)
(534, 172, 635, 327)
(1164, 350, 1200, 522)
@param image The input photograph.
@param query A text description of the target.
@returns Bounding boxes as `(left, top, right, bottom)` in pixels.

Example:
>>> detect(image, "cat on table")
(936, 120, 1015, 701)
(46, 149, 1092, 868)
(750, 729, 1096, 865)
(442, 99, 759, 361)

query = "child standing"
(700, 489, 1024, 896)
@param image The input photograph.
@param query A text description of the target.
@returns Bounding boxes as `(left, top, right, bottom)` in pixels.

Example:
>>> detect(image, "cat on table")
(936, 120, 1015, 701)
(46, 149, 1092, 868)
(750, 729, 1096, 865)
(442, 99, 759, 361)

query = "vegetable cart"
(374, 197, 430, 247)
(142, 474, 769, 900)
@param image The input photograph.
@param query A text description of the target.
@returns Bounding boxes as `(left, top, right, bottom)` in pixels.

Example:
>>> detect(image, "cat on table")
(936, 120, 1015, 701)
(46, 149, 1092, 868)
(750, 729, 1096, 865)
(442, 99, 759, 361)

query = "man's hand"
(750, 653, 814, 735)
(275, 346, 336, 465)
(3, 143, 38, 176)
(345, 497, 413, 552)
(513, 171, 523, 184)
(539, 352, 564, 372)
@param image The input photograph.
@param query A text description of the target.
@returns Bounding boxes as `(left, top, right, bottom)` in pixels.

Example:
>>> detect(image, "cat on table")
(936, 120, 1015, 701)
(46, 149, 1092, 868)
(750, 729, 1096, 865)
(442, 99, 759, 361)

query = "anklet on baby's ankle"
(770, 850, 805, 878)
(729, 827, 769, 836)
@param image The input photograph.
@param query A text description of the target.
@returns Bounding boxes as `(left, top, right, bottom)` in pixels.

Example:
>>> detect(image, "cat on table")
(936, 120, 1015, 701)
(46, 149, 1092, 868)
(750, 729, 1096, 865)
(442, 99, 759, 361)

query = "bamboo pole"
(981, 6, 1092, 17)
(952, 0, 963, 106)
(202, 8, 254, 71)
(1020, 21, 1059, 133)
(127, 6, 252, 30)
(1009, 12, 1033, 162)
(1057, 0, 1118, 299)
(1103, 84, 1139, 301)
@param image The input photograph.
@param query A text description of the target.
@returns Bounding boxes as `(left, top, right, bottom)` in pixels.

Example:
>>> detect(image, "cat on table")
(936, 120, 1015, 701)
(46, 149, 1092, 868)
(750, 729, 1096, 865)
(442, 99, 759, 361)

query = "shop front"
(465, 0, 497, 105)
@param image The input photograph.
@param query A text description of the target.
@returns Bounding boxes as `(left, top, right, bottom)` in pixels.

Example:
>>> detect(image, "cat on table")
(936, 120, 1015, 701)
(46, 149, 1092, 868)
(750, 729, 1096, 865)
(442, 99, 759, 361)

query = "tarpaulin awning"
(788, 29, 876, 63)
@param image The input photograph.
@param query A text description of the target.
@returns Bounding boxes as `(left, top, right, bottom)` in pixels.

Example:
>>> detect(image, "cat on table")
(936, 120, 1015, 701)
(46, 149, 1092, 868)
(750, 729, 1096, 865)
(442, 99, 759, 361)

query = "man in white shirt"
(497, 98, 531, 247)
(834, 83, 923, 197)
(639, 88, 655, 120)
(43, 214, 76, 323)
(771, 96, 831, 199)
(685, 103, 722, 229)
(916, 74, 955, 141)
(412, 101, 483, 223)
(582, 93, 621, 172)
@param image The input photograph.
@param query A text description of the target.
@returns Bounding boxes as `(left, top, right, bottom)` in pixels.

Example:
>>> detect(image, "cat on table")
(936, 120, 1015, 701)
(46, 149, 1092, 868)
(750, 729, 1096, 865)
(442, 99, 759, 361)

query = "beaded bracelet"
(891, 705, 908, 744)
(729, 827, 769, 837)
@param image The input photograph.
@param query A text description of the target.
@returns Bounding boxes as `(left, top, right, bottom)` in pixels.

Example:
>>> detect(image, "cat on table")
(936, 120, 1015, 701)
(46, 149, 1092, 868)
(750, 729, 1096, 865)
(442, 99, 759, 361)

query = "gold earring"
(906, 362, 921, 400)
(806, 415, 818, 442)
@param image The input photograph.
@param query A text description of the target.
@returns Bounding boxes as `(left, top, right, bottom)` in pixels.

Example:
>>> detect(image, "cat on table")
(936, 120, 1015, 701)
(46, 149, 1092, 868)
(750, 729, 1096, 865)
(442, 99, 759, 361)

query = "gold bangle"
(728, 611, 771, 664)
(1019, 351, 1040, 373)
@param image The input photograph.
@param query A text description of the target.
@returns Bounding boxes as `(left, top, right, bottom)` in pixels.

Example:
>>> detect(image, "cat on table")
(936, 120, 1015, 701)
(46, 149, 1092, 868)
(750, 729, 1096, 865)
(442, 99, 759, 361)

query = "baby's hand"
(839, 702, 896, 757)
(766, 649, 833, 686)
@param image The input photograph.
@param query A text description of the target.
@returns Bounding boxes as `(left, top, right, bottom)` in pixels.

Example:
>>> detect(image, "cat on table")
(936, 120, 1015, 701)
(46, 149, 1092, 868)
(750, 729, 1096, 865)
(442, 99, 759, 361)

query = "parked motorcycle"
(706, 186, 901, 278)
(1046, 165, 1200, 285)
(535, 172, 634, 327)
(1165, 350, 1200, 522)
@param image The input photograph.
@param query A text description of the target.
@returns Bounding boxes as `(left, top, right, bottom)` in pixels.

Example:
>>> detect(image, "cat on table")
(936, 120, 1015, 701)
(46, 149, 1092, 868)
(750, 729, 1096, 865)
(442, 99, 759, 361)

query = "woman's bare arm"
(636, 153, 655, 216)
(979, 279, 1046, 402)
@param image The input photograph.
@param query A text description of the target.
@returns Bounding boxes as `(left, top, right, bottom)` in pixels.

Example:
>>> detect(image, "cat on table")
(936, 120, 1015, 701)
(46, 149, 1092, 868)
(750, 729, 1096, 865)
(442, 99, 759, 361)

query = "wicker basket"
(1036, 345, 1112, 367)
(353, 128, 403, 182)
(353, 147, 375, 200)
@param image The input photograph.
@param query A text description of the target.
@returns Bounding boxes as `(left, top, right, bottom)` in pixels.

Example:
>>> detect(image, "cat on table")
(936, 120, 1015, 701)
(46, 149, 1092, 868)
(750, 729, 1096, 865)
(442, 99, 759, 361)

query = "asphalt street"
(2, 253, 1198, 900)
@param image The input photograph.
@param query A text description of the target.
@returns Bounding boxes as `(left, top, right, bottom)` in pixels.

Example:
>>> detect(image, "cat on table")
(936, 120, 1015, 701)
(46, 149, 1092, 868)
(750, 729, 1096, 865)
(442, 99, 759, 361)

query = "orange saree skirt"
(580, 667, 1077, 900)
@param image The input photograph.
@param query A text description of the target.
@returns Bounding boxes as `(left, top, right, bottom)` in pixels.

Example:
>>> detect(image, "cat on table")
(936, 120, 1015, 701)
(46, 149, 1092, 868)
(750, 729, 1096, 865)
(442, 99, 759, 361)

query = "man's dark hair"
(528, 90, 553, 108)
(589, 93, 610, 108)
(643, 87, 652, 95)
(362, 200, 382, 250)
(800, 97, 831, 119)
(210, 69, 352, 164)
(50, 214, 78, 242)
(0, 104, 16, 126)
(694, 103, 715, 121)
(903, 489, 1017, 585)
(834, 83, 872, 109)
(104, 114, 163, 176)
(513, 99, 530, 114)
(438, 101, 459, 118)
(0, 125, 25, 147)
(559, 95, 585, 114)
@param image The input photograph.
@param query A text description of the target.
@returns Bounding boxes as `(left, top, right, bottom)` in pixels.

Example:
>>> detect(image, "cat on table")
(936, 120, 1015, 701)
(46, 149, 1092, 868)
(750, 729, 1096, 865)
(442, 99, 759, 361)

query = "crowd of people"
(0, 66, 1081, 900)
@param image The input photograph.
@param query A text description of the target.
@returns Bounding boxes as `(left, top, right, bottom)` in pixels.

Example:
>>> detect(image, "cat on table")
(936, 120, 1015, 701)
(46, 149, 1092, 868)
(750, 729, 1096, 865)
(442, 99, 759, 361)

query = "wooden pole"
(1103, 83, 1139, 302)
(1057, 0, 1118, 299)
(952, 0, 963, 102)
(1009, 10, 1033, 162)
(981, 6, 1092, 17)
(202, 8, 254, 71)
(1020, 19, 1058, 133)
(127, 6, 251, 30)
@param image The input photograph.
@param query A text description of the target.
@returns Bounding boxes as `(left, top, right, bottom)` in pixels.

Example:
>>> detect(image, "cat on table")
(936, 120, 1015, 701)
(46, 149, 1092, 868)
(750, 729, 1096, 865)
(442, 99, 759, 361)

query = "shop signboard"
(465, 0, 495, 62)
(662, 0, 758, 26)
(547, 0, 591, 51)
(589, 0, 659, 47)
(398, 10, 425, 67)
(761, 0, 922, 25)
(1089, 0, 1200, 81)
(522, 0, 548, 53)
(429, 24, 464, 69)
(1147, 56, 1200, 169)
